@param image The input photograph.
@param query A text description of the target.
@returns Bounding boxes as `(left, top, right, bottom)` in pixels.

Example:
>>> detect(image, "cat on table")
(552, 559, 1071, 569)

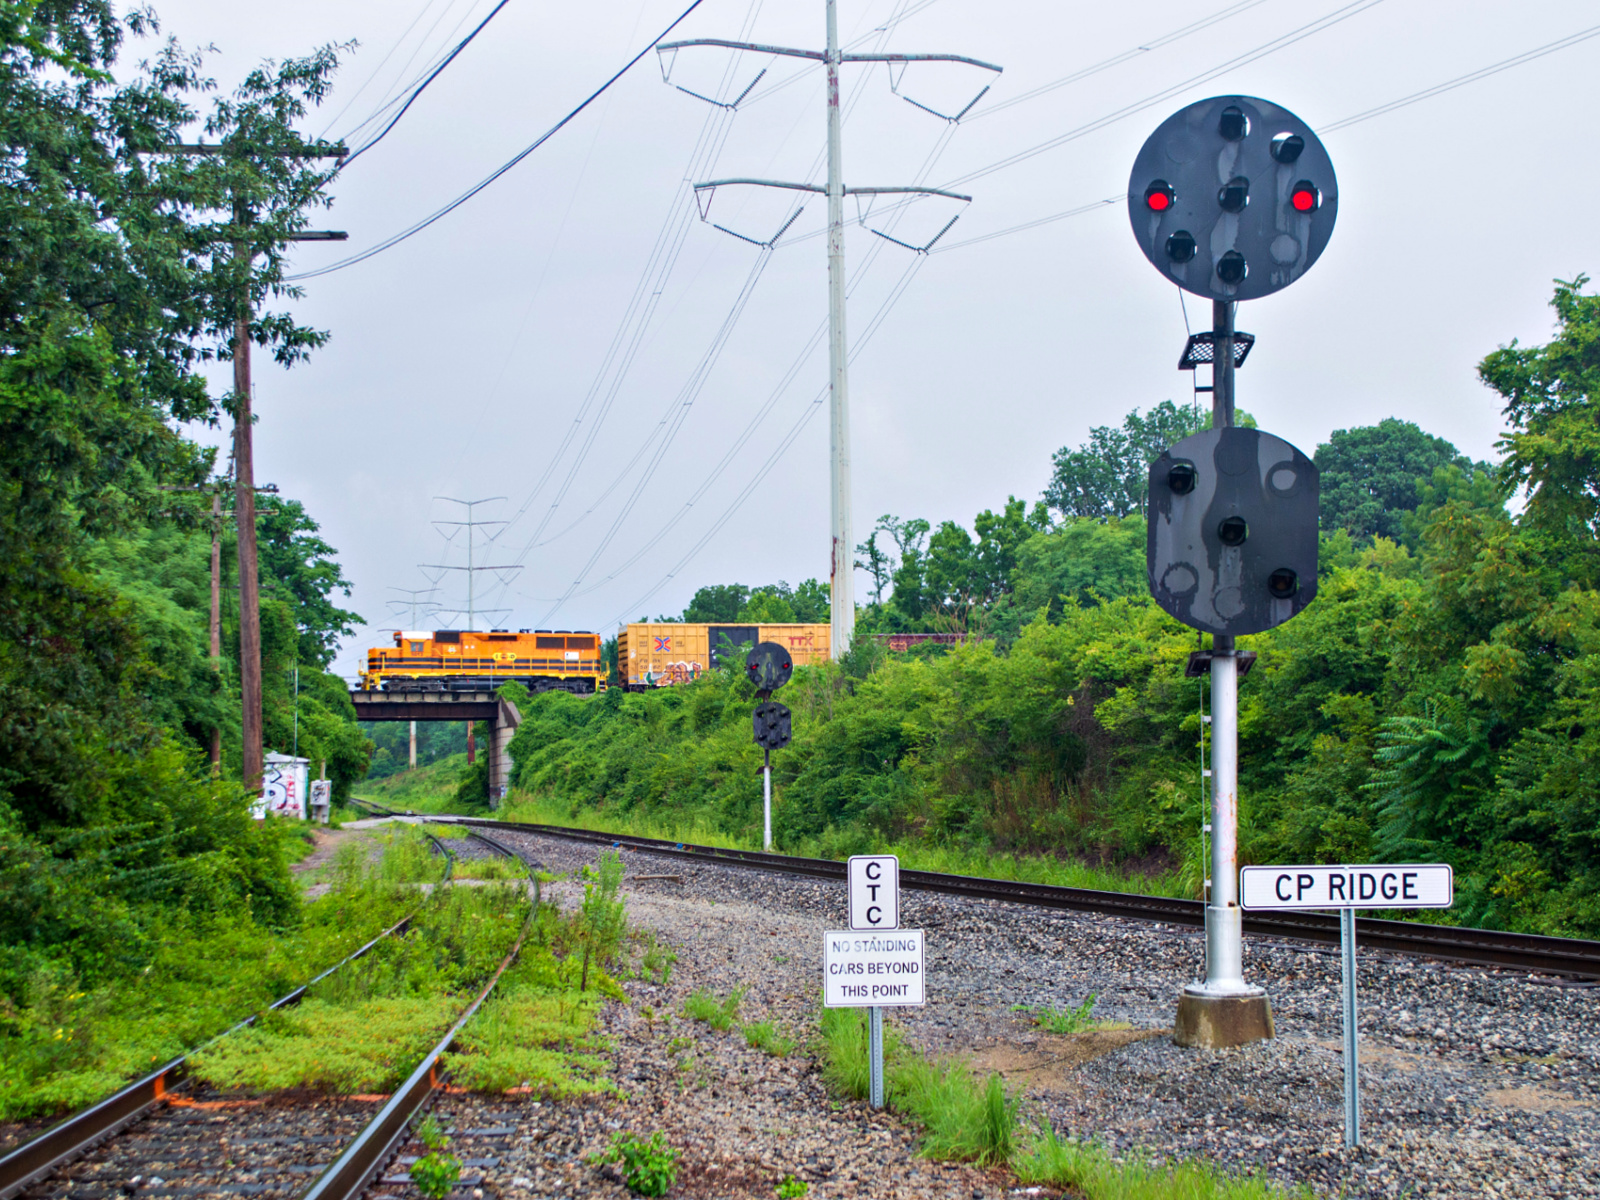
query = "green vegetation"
(776, 1176, 809, 1199)
(596, 1131, 680, 1198)
(682, 986, 745, 1031)
(741, 1019, 797, 1057)
(192, 849, 530, 1092)
(818, 1006, 1305, 1199)
(0, 0, 378, 1105)
(493, 278, 1600, 938)
(1014, 1128, 1313, 1200)
(409, 1115, 461, 1200)
(1013, 994, 1125, 1035)
(355, 754, 473, 811)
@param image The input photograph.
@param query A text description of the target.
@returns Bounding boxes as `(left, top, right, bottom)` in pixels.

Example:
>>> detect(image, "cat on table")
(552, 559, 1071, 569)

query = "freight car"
(359, 629, 605, 694)
(617, 622, 830, 690)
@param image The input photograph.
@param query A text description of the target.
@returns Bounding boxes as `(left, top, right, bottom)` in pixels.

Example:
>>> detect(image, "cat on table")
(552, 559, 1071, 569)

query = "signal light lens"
(1271, 132, 1305, 163)
(1268, 568, 1299, 598)
(1165, 230, 1197, 263)
(1218, 176, 1249, 213)
(1290, 181, 1320, 212)
(1144, 180, 1175, 212)
(1219, 105, 1249, 141)
(1167, 461, 1197, 495)
(1217, 516, 1249, 546)
(1216, 251, 1247, 285)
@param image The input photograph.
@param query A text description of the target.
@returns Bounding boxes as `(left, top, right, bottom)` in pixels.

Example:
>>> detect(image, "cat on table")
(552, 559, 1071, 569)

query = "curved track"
(0, 825, 535, 1200)
(423, 815, 1600, 982)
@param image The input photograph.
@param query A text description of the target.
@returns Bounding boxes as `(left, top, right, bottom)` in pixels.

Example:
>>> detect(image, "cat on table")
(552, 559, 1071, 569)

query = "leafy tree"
(1043, 401, 1207, 520)
(1479, 275, 1600, 583)
(255, 495, 360, 668)
(1314, 418, 1483, 545)
(674, 583, 749, 623)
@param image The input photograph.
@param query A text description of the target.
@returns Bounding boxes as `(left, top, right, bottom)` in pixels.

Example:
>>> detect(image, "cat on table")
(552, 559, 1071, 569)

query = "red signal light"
(1144, 180, 1175, 212)
(1290, 181, 1320, 212)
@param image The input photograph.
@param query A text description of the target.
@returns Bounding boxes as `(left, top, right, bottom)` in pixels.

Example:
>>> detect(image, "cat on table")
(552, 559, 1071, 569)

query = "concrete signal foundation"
(1173, 992, 1275, 1049)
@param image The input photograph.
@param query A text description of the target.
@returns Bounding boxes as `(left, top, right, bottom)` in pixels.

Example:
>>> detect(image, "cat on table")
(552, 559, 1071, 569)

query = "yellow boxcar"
(617, 622, 830, 690)
(360, 629, 605, 695)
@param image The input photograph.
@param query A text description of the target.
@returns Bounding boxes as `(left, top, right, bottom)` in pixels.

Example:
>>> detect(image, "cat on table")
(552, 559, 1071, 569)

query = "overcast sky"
(145, 0, 1600, 679)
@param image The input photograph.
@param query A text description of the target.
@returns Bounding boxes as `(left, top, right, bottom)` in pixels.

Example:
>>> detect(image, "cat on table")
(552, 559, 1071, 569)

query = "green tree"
(1043, 401, 1206, 520)
(1479, 275, 1600, 583)
(255, 495, 360, 668)
(1314, 418, 1482, 545)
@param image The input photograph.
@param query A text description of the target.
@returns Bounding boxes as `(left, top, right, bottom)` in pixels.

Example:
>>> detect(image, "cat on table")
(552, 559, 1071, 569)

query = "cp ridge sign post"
(1243, 863, 1454, 1147)
(1128, 95, 1338, 1050)
(824, 854, 923, 1108)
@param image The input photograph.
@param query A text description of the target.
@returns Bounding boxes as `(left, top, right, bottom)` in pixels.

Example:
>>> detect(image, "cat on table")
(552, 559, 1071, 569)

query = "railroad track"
(419, 815, 1600, 983)
(0, 825, 536, 1200)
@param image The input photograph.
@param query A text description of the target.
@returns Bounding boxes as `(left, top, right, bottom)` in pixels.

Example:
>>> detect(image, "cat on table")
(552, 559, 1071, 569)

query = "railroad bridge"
(349, 690, 520, 805)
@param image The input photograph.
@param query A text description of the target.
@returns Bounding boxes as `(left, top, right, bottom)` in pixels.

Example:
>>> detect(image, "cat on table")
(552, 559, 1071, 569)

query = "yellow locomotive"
(359, 629, 605, 695)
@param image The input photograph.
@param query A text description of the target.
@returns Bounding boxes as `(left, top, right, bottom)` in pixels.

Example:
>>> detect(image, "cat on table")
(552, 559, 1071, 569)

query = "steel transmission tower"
(660, 3, 999, 658)
(422, 497, 522, 629)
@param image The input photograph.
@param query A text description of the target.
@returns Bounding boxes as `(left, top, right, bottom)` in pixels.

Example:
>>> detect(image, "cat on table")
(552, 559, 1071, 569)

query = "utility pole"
(422, 496, 521, 631)
(422, 497, 520, 769)
(161, 478, 278, 774)
(388, 586, 440, 769)
(660, 6, 999, 660)
(156, 140, 347, 792)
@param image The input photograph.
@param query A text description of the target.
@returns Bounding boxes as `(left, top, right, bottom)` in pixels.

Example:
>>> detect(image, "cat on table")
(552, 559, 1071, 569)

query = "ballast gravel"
(383, 827, 1597, 1200)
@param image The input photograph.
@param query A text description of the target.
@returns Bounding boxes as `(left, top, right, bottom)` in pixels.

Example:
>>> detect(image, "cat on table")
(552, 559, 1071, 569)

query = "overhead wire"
(526, 0, 922, 620)
(316, 0, 456, 138)
(284, 0, 711, 281)
(340, 0, 514, 166)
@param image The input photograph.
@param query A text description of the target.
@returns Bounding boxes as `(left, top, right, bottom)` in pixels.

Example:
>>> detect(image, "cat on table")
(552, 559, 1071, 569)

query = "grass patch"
(817, 1007, 1307, 1198)
(453, 855, 525, 882)
(353, 754, 472, 813)
(190, 880, 530, 1092)
(0, 871, 415, 1120)
(740, 1019, 796, 1057)
(1012, 993, 1129, 1035)
(1014, 1127, 1313, 1200)
(682, 986, 745, 1031)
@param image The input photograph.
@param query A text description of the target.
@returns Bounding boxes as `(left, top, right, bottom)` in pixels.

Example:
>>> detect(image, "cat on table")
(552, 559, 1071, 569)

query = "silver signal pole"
(659, 6, 1000, 661)
(825, 0, 853, 663)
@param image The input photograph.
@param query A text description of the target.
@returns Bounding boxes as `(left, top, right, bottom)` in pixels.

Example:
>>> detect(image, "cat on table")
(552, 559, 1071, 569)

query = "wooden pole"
(234, 231, 263, 794)
(210, 487, 223, 773)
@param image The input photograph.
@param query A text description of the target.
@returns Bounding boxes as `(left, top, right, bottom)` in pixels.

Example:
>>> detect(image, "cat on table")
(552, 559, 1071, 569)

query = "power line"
(935, 0, 1386, 191)
(340, 0, 513, 166)
(285, 0, 710, 281)
(1319, 22, 1600, 132)
(965, 0, 1275, 121)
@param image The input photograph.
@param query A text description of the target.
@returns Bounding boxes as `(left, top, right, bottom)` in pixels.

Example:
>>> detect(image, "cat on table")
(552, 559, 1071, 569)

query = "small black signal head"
(1167, 461, 1197, 495)
(1270, 132, 1305, 163)
(1267, 567, 1299, 598)
(1219, 105, 1249, 141)
(1165, 230, 1197, 263)
(746, 640, 793, 692)
(1144, 179, 1176, 212)
(1216, 251, 1248, 285)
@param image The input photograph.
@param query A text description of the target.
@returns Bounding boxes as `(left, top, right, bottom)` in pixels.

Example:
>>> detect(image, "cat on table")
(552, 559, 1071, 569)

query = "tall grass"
(816, 1007, 1309, 1199)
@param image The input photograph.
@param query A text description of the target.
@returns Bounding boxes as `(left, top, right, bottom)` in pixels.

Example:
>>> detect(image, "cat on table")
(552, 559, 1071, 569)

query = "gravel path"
(428, 827, 1600, 1200)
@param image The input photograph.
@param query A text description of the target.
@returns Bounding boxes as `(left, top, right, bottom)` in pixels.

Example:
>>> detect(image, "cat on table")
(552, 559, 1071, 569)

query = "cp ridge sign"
(1240, 864, 1453, 911)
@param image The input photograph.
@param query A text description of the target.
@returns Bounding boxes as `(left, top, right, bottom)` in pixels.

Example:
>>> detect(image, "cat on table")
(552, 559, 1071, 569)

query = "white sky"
(145, 0, 1600, 679)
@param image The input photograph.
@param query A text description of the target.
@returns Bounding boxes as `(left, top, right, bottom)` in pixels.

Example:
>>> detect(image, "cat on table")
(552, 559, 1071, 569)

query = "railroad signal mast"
(658, 3, 1000, 659)
(1127, 96, 1338, 1049)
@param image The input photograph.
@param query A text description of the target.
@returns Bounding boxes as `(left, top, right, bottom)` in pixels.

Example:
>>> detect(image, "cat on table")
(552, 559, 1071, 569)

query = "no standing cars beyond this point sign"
(849, 854, 899, 930)
(1128, 95, 1337, 303)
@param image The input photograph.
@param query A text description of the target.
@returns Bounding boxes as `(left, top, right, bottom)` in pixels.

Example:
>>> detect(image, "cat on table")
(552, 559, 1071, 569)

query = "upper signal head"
(1126, 96, 1337, 303)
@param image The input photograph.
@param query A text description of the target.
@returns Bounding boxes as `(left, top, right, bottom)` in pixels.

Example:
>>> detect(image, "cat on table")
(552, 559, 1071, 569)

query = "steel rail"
(300, 831, 537, 1200)
(439, 818, 1600, 982)
(0, 913, 416, 1200)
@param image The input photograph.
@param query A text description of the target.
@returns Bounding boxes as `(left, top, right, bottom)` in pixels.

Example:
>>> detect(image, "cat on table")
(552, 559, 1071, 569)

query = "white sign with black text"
(848, 854, 900, 930)
(1240, 863, 1453, 911)
(823, 929, 925, 1007)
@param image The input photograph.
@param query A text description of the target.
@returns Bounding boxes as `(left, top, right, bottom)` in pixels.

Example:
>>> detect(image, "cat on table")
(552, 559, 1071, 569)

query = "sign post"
(823, 854, 917, 1109)
(1241, 863, 1453, 1147)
